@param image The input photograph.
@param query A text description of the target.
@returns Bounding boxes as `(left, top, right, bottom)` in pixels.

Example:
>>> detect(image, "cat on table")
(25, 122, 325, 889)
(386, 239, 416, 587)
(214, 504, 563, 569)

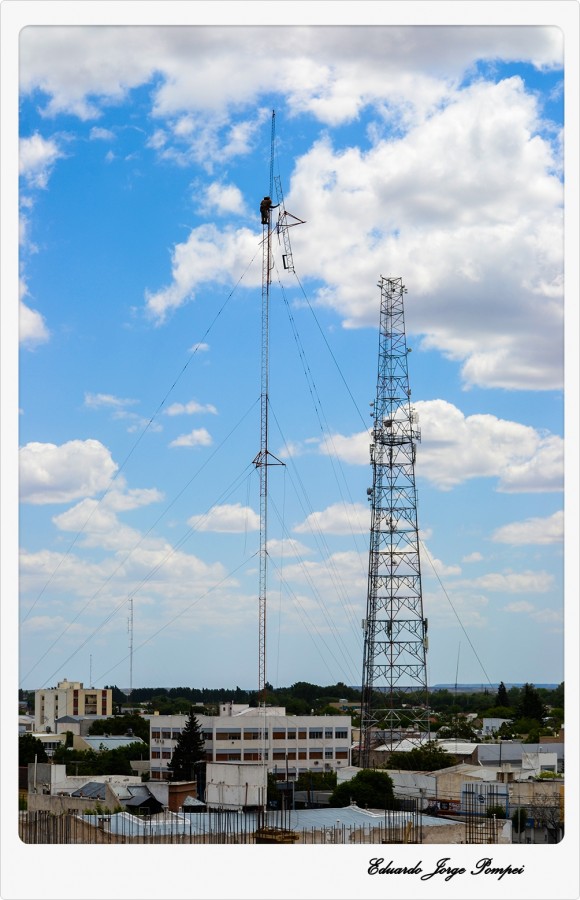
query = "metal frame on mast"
(359, 276, 430, 769)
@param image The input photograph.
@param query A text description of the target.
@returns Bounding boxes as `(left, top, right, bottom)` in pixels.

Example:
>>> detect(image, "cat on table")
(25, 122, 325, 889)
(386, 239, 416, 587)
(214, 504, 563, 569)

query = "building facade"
(149, 704, 351, 782)
(35, 680, 113, 732)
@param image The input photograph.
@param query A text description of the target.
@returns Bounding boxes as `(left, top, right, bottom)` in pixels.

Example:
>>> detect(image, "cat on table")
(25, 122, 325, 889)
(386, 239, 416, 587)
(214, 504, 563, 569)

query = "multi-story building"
(149, 702, 351, 782)
(35, 680, 112, 733)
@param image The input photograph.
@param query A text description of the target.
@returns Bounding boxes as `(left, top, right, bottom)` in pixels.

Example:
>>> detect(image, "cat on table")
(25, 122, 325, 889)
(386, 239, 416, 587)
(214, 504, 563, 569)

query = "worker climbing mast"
(253, 111, 304, 705)
(359, 276, 430, 769)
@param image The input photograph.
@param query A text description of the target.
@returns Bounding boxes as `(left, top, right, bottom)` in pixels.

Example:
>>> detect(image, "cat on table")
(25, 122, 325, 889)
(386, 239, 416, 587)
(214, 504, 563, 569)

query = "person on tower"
(260, 196, 279, 224)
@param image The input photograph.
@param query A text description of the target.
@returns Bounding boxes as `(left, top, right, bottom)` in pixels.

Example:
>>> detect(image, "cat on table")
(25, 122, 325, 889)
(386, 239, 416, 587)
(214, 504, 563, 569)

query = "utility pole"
(359, 276, 430, 769)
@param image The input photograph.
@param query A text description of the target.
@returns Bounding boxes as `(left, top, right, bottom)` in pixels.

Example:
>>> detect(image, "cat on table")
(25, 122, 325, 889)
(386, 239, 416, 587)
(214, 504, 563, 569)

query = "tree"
(89, 714, 150, 744)
(516, 683, 546, 723)
(168, 707, 205, 781)
(387, 741, 456, 772)
(495, 681, 509, 707)
(328, 769, 395, 809)
(19, 734, 48, 766)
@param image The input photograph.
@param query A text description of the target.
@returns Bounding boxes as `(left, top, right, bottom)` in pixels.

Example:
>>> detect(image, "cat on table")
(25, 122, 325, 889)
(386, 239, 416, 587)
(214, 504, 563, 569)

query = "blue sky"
(15, 22, 568, 693)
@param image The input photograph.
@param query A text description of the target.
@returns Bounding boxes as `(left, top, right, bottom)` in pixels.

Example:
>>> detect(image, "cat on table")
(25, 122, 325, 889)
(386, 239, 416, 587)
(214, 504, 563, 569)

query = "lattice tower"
(359, 276, 430, 769)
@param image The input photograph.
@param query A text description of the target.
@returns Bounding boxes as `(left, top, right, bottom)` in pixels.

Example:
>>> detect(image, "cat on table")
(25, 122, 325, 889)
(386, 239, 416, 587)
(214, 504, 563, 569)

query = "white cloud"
(285, 77, 563, 391)
(201, 181, 245, 215)
(103, 487, 164, 512)
(19, 133, 63, 188)
(18, 29, 562, 392)
(89, 126, 115, 140)
(466, 570, 553, 593)
(19, 439, 118, 505)
(20, 297, 50, 348)
(462, 551, 483, 563)
(19, 26, 562, 125)
(84, 392, 138, 409)
(168, 428, 213, 448)
(145, 224, 259, 323)
(492, 510, 564, 545)
(424, 555, 462, 578)
(189, 342, 209, 353)
(294, 502, 369, 535)
(267, 538, 313, 559)
(187, 502, 259, 533)
(164, 400, 217, 416)
(502, 600, 563, 628)
(319, 399, 563, 493)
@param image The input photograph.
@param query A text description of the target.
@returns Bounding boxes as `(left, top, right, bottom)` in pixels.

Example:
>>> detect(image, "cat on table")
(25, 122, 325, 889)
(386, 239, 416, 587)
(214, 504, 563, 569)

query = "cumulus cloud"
(89, 126, 115, 140)
(294, 501, 369, 535)
(200, 181, 245, 215)
(187, 502, 259, 533)
(84, 392, 138, 410)
(144, 224, 259, 323)
(20, 439, 118, 504)
(168, 428, 213, 448)
(462, 551, 483, 563)
(20, 296, 50, 348)
(492, 510, 564, 544)
(466, 570, 553, 593)
(502, 600, 563, 628)
(18, 28, 563, 392)
(319, 399, 563, 493)
(285, 77, 563, 391)
(164, 399, 217, 416)
(19, 133, 63, 188)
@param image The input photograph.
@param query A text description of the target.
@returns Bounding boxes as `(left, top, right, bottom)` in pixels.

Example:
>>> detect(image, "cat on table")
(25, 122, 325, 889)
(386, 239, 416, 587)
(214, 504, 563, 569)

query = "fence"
(19, 805, 423, 845)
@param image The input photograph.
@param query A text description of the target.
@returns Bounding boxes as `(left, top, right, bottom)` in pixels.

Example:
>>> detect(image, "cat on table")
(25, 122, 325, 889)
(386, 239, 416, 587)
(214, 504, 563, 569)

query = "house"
(482, 717, 511, 735)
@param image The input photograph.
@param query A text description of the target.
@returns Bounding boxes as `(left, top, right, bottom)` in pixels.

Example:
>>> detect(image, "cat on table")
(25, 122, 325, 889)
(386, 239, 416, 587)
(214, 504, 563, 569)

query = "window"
(272, 730, 286, 740)
(161, 731, 171, 740)
(243, 730, 267, 740)
(215, 730, 241, 741)
(298, 751, 307, 760)
(336, 750, 349, 759)
(216, 752, 241, 761)
(325, 730, 333, 739)
(298, 730, 307, 740)
(162, 750, 171, 759)
(309, 729, 323, 740)
(272, 751, 286, 760)
(287, 730, 296, 740)
(244, 751, 261, 761)
(202, 731, 213, 741)
(152, 750, 160, 759)
(309, 750, 323, 760)
(335, 729, 348, 739)
(151, 730, 160, 740)
(325, 750, 333, 759)
(286, 751, 296, 760)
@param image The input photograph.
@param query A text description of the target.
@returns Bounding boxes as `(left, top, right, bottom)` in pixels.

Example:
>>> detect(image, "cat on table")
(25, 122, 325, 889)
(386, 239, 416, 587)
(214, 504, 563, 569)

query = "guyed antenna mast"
(253, 111, 304, 702)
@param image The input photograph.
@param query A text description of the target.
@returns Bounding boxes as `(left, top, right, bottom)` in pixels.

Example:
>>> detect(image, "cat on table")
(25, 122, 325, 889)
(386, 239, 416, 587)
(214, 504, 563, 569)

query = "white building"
(35, 680, 113, 733)
(149, 703, 351, 782)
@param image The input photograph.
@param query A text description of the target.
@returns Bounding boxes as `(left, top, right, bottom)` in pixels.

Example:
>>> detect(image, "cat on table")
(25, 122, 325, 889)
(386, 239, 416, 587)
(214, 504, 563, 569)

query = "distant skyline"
(15, 22, 568, 692)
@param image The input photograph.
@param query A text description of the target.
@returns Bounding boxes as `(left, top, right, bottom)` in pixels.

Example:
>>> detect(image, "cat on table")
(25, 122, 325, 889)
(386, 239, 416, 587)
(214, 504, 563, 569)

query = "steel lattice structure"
(359, 276, 430, 769)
